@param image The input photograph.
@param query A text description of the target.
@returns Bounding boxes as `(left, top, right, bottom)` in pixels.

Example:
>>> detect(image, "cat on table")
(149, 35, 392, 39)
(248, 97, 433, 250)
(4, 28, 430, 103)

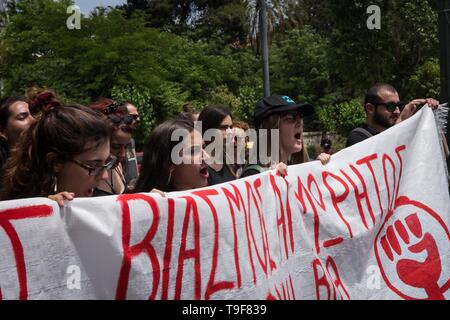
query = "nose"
(117, 146, 127, 159)
(202, 149, 210, 162)
(26, 115, 35, 125)
(393, 107, 401, 115)
(97, 167, 109, 180)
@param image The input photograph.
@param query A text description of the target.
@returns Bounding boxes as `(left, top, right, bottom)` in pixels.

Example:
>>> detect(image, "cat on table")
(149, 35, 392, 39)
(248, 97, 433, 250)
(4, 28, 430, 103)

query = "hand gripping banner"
(0, 107, 449, 300)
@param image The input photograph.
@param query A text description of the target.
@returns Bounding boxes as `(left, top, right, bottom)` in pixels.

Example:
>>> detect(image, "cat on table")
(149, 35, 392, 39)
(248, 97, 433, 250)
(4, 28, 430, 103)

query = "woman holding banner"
(241, 94, 330, 177)
(133, 116, 210, 193)
(0, 92, 115, 206)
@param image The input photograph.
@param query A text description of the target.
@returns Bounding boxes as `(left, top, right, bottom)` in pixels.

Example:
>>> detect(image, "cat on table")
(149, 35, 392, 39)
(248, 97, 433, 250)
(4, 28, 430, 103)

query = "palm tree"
(245, 0, 286, 52)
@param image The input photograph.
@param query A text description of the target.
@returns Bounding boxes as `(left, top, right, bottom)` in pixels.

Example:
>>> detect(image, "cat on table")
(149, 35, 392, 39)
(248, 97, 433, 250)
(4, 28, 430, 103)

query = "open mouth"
(199, 166, 209, 178)
(294, 133, 302, 140)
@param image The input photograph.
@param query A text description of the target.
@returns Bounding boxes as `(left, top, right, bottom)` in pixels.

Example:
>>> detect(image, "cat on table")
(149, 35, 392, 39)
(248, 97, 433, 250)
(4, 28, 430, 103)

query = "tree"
(317, 99, 366, 136)
(270, 27, 332, 105)
(323, 0, 438, 97)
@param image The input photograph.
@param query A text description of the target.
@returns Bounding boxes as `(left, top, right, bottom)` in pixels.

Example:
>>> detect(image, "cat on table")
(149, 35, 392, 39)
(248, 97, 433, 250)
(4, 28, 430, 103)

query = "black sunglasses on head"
(101, 102, 121, 116)
(109, 114, 134, 126)
(374, 101, 405, 112)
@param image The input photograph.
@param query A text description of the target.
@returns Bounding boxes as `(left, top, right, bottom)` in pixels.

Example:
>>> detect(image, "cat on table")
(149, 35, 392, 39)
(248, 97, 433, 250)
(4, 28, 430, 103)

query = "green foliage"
(0, 0, 442, 144)
(237, 84, 262, 125)
(206, 85, 241, 115)
(270, 27, 331, 106)
(324, 0, 438, 97)
(317, 99, 366, 136)
(111, 85, 155, 148)
(405, 58, 440, 101)
(153, 82, 191, 121)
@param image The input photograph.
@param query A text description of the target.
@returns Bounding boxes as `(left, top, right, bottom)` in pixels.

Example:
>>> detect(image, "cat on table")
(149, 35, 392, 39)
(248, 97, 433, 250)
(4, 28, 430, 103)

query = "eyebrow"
(79, 159, 104, 164)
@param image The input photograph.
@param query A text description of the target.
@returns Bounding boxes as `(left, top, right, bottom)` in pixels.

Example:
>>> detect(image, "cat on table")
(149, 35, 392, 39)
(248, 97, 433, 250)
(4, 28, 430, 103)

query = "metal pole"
(438, 0, 450, 177)
(259, 0, 270, 97)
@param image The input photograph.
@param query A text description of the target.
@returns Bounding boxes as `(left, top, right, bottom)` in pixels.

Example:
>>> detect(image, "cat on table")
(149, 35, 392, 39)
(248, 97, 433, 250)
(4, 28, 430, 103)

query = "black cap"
(254, 95, 314, 128)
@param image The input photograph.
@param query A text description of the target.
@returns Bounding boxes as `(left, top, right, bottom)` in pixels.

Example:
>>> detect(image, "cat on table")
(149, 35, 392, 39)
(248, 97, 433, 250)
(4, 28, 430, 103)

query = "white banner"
(0, 107, 449, 300)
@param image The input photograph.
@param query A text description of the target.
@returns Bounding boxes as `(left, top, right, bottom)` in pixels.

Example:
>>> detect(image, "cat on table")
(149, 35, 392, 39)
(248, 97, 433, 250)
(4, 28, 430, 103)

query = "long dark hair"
(134, 117, 194, 193)
(197, 104, 231, 137)
(0, 92, 110, 200)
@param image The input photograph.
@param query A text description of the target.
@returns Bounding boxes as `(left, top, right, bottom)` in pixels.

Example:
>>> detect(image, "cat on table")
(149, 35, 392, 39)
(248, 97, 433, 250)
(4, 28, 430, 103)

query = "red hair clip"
(32, 92, 60, 114)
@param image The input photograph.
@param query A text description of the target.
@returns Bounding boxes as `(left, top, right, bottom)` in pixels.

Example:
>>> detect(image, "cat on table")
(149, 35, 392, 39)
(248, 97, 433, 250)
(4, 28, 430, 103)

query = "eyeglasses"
(280, 111, 302, 123)
(70, 155, 117, 176)
(374, 101, 405, 112)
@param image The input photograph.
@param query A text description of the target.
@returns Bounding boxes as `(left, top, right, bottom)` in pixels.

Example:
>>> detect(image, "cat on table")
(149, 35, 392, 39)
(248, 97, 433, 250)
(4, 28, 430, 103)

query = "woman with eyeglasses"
(197, 104, 238, 186)
(241, 95, 330, 178)
(0, 92, 113, 206)
(133, 116, 210, 194)
(89, 99, 133, 196)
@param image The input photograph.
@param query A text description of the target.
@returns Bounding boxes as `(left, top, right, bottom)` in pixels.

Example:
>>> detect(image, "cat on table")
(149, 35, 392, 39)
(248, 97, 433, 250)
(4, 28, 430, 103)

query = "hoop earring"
(166, 170, 172, 186)
(53, 176, 58, 193)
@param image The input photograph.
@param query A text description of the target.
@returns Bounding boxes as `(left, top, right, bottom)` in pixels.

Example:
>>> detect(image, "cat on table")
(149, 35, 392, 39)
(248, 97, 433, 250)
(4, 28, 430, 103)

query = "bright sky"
(73, 0, 127, 14)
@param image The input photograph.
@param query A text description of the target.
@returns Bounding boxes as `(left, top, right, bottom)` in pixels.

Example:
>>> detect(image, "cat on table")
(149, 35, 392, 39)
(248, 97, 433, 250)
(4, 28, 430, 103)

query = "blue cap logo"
(282, 96, 295, 104)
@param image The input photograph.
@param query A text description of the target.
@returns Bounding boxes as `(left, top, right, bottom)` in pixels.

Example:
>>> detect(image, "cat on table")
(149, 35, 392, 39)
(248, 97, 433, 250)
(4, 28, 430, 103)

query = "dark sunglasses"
(70, 155, 117, 176)
(109, 114, 134, 126)
(101, 102, 121, 116)
(375, 101, 405, 112)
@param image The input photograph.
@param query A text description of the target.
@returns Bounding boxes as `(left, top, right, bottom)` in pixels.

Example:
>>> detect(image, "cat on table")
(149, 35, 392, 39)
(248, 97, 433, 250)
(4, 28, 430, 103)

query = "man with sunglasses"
(346, 83, 439, 147)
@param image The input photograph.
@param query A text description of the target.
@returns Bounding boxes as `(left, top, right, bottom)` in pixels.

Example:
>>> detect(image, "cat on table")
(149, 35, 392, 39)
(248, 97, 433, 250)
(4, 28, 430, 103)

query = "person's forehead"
(9, 101, 30, 115)
(221, 115, 233, 125)
(377, 89, 400, 102)
(112, 128, 132, 142)
(126, 104, 138, 114)
(77, 140, 110, 160)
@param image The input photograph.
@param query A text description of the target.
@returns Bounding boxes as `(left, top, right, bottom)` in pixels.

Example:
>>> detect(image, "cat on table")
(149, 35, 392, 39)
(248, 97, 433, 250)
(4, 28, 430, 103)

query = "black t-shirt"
(207, 165, 236, 186)
(346, 124, 380, 147)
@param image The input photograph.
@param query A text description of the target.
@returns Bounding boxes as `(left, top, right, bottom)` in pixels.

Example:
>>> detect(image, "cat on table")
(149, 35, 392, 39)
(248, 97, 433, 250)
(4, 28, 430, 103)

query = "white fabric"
(0, 107, 449, 300)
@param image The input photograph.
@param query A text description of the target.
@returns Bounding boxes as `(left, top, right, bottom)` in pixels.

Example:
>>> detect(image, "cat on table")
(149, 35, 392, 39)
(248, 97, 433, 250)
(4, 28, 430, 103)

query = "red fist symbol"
(380, 213, 445, 299)
(375, 196, 450, 300)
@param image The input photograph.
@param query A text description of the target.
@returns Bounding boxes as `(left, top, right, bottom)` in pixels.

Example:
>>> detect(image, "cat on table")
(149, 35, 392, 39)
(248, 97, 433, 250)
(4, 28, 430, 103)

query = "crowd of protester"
(0, 83, 446, 205)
